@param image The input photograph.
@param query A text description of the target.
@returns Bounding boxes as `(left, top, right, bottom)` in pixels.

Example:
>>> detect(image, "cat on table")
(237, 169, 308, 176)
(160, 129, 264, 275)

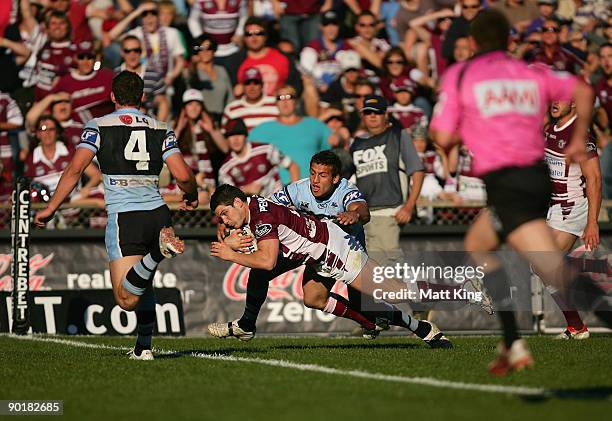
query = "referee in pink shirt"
(430, 9, 611, 376)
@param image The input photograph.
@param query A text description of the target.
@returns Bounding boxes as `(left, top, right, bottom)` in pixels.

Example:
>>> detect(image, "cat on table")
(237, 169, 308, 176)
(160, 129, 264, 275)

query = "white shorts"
(315, 221, 369, 285)
(546, 198, 588, 237)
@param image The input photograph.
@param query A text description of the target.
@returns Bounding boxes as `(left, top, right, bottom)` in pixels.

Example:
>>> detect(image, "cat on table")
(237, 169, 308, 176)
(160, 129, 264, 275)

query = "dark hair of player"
(469, 9, 511, 53)
(112, 71, 144, 107)
(211, 184, 247, 212)
(310, 151, 342, 177)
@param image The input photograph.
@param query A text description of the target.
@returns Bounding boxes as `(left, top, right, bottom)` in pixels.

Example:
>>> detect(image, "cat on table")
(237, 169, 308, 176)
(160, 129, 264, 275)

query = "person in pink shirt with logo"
(431, 9, 611, 376)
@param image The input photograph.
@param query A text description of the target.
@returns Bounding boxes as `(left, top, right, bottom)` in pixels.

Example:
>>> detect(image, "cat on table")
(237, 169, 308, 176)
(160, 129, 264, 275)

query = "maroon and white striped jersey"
(247, 196, 332, 265)
(61, 119, 85, 148)
(222, 96, 278, 131)
(389, 103, 428, 132)
(182, 125, 216, 188)
(24, 142, 74, 194)
(219, 142, 291, 197)
(53, 68, 115, 124)
(544, 115, 598, 206)
(34, 41, 74, 100)
(0, 93, 22, 201)
(188, 0, 242, 46)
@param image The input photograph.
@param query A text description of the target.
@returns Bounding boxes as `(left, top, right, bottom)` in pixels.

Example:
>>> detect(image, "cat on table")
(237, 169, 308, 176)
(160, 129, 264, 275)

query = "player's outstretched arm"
(165, 153, 199, 209)
(34, 148, 95, 227)
(211, 238, 279, 270)
(337, 201, 370, 225)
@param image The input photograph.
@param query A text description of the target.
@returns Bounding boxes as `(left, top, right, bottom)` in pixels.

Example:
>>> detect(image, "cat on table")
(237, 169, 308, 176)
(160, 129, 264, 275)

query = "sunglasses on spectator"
(385, 59, 405, 65)
(37, 125, 57, 132)
(362, 110, 384, 115)
(194, 44, 216, 53)
(540, 26, 559, 33)
(276, 94, 295, 101)
(142, 10, 159, 17)
(358, 22, 376, 28)
(244, 80, 262, 86)
(462, 4, 480, 9)
(76, 53, 95, 60)
(245, 30, 266, 37)
(123, 48, 142, 54)
(354, 94, 372, 99)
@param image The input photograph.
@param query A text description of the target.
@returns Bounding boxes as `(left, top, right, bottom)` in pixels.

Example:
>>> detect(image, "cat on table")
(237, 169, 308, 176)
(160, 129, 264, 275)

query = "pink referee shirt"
(431, 51, 577, 176)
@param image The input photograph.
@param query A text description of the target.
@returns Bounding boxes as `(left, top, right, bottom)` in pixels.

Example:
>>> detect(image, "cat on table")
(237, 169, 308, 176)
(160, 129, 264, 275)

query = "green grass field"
(1, 334, 611, 420)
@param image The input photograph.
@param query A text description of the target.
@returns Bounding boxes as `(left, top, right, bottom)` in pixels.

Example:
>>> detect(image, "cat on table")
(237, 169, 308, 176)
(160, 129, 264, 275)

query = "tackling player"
(34, 71, 199, 360)
(542, 99, 601, 340)
(430, 9, 612, 375)
(209, 182, 453, 348)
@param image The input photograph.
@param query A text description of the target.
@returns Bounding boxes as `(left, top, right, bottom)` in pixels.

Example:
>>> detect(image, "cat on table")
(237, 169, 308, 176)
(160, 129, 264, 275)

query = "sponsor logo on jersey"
(273, 190, 291, 206)
(81, 129, 98, 144)
(300, 201, 310, 210)
(119, 115, 133, 125)
(255, 223, 272, 238)
(343, 190, 362, 206)
(474, 79, 540, 117)
(163, 133, 177, 150)
(257, 197, 269, 212)
(353, 145, 388, 177)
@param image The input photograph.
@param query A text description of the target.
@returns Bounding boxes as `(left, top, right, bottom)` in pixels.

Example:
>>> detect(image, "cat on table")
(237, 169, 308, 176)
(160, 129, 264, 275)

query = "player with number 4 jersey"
(35, 71, 199, 360)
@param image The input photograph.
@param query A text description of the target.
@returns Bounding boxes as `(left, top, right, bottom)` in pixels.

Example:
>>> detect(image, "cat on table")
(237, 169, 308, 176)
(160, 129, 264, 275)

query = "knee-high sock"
(546, 283, 585, 330)
(324, 293, 376, 330)
(483, 268, 519, 348)
(238, 269, 270, 332)
(122, 253, 163, 296)
(135, 286, 156, 354)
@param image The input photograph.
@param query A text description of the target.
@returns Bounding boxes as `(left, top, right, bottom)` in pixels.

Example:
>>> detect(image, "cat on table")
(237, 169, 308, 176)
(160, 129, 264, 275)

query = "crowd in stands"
(0, 0, 610, 222)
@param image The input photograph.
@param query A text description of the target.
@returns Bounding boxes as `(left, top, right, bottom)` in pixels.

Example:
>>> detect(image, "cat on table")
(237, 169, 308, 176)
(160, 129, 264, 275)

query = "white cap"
(337, 50, 361, 72)
(182, 89, 204, 104)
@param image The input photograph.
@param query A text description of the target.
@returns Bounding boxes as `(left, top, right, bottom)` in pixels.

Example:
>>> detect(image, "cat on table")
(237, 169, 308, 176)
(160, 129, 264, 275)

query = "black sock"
(134, 286, 156, 355)
(238, 270, 269, 332)
(483, 267, 519, 348)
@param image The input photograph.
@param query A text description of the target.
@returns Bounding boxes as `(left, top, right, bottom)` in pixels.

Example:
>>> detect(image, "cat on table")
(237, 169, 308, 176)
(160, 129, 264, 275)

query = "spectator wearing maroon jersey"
(184, 35, 234, 122)
(33, 10, 73, 100)
(219, 118, 298, 197)
(52, 40, 115, 124)
(25, 115, 102, 205)
(387, 76, 428, 133)
(108, 1, 186, 90)
(0, 92, 23, 202)
(188, 0, 245, 58)
(170, 89, 229, 204)
(595, 43, 612, 200)
(25, 92, 83, 153)
(524, 18, 585, 74)
(272, 0, 332, 51)
(116, 35, 169, 121)
(222, 67, 278, 131)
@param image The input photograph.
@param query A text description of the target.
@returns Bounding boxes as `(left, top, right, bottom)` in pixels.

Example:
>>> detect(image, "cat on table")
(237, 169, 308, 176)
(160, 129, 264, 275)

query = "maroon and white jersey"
(594, 77, 612, 129)
(182, 125, 216, 188)
(0, 93, 22, 199)
(53, 68, 115, 124)
(544, 115, 598, 206)
(389, 103, 428, 132)
(419, 149, 444, 179)
(526, 46, 584, 75)
(188, 0, 242, 46)
(34, 41, 74, 100)
(247, 196, 331, 266)
(219, 142, 291, 197)
(24, 142, 74, 194)
(222, 96, 278, 131)
(61, 119, 85, 148)
(299, 39, 352, 86)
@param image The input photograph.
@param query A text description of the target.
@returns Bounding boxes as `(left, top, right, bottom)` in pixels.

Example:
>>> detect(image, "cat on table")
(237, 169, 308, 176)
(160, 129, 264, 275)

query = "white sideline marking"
(9, 335, 548, 397)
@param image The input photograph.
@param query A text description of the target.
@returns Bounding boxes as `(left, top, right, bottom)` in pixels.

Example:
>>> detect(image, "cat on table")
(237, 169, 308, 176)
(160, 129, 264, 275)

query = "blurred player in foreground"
(430, 9, 612, 375)
(209, 183, 453, 348)
(542, 99, 601, 340)
(35, 71, 199, 360)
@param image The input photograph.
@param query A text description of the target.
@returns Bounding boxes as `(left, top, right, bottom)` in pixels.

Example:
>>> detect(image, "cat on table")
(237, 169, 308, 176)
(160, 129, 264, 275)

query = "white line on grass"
(8, 335, 548, 397)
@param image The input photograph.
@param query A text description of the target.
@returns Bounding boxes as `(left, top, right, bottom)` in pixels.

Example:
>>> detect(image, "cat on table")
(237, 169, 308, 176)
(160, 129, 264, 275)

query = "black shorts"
(482, 162, 552, 237)
(105, 205, 172, 261)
